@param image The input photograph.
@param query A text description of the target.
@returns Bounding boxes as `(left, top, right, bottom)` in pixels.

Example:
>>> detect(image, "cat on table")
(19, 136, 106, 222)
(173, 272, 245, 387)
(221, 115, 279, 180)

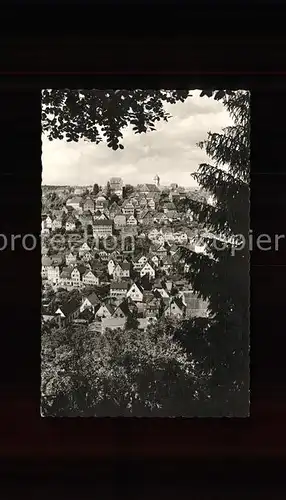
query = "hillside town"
(41, 175, 210, 334)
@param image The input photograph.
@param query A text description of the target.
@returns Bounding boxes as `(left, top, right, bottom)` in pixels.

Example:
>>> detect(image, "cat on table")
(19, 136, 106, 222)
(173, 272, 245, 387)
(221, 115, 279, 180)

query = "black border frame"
(2, 7, 286, 495)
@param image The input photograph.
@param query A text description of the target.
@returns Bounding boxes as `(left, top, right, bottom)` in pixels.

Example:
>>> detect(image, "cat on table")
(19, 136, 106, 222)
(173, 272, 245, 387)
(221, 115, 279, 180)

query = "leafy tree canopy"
(41, 320, 201, 417)
(42, 89, 234, 150)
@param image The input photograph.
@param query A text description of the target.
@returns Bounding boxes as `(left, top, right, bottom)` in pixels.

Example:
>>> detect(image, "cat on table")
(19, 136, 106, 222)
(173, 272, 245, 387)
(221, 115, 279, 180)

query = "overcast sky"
(41, 90, 234, 187)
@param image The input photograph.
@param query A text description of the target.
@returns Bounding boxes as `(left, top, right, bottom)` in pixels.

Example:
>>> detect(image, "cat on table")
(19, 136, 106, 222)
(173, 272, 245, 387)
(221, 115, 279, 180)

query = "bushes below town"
(41, 319, 206, 417)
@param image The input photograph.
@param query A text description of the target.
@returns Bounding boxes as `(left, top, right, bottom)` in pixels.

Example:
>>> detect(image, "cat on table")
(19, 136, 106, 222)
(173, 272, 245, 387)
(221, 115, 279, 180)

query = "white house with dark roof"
(65, 215, 76, 232)
(82, 270, 99, 286)
(110, 281, 129, 299)
(94, 303, 113, 319)
(133, 255, 148, 271)
(126, 282, 144, 302)
(59, 266, 73, 287)
(126, 215, 137, 226)
(44, 215, 53, 229)
(71, 267, 81, 287)
(112, 299, 133, 319)
(83, 197, 95, 213)
(55, 298, 81, 327)
(93, 219, 113, 238)
(109, 201, 122, 218)
(164, 297, 186, 318)
(80, 292, 100, 314)
(78, 242, 91, 256)
(65, 252, 77, 266)
(94, 210, 109, 220)
(121, 200, 135, 216)
(113, 262, 131, 280)
(140, 262, 155, 279)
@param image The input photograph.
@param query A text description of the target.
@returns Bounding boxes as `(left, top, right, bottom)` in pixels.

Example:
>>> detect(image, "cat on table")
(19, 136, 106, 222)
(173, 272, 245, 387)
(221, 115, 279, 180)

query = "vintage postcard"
(41, 89, 250, 417)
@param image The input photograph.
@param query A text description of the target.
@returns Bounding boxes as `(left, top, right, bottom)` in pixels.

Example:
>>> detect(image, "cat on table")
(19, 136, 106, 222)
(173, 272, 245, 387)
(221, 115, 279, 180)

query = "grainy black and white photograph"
(41, 88, 250, 417)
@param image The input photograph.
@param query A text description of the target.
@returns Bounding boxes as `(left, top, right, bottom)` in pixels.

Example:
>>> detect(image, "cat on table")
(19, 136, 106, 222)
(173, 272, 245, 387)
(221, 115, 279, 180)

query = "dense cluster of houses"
(42, 177, 209, 333)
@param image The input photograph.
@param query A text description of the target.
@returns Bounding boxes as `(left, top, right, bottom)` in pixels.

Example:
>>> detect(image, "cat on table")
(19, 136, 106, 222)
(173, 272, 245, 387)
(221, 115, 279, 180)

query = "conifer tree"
(176, 90, 250, 416)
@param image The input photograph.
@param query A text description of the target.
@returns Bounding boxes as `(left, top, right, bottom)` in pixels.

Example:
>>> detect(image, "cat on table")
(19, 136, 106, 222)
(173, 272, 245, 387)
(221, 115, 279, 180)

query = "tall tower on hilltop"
(153, 174, 160, 187)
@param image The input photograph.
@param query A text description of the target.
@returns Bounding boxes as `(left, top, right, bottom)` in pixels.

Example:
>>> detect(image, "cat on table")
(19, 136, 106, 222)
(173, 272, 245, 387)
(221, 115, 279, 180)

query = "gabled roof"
(122, 199, 134, 207)
(141, 210, 153, 219)
(66, 215, 76, 223)
(108, 256, 117, 263)
(93, 219, 113, 226)
(96, 191, 107, 198)
(57, 298, 80, 317)
(118, 262, 131, 271)
(84, 292, 100, 306)
(110, 281, 129, 290)
(83, 197, 94, 204)
(141, 261, 154, 269)
(143, 291, 156, 303)
(83, 269, 95, 277)
(72, 264, 86, 276)
(95, 302, 114, 315)
(137, 184, 160, 193)
(172, 297, 186, 310)
(79, 242, 91, 250)
(128, 281, 144, 294)
(114, 299, 130, 316)
(134, 254, 147, 263)
(109, 201, 121, 210)
(78, 264, 88, 275)
(151, 253, 159, 259)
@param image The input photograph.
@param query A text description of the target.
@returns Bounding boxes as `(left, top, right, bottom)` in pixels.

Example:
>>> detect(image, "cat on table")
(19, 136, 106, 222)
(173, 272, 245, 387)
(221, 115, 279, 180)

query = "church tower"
(153, 174, 160, 187)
